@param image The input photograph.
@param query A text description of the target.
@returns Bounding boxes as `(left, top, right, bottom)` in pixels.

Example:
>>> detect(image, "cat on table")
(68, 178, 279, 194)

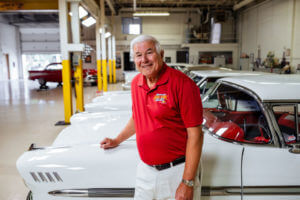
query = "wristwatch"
(182, 179, 194, 187)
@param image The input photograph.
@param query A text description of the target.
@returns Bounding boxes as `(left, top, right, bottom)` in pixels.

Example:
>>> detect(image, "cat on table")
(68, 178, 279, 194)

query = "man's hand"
(175, 182, 193, 200)
(100, 138, 119, 149)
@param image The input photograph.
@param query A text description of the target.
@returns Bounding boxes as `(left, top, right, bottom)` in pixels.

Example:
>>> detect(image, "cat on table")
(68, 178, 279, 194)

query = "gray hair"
(130, 35, 163, 58)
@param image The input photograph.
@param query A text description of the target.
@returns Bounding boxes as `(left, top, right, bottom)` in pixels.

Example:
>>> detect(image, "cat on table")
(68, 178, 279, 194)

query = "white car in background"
(17, 74, 300, 200)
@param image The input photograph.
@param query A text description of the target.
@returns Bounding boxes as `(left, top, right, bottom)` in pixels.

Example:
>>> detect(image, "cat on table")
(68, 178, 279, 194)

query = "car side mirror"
(288, 144, 300, 154)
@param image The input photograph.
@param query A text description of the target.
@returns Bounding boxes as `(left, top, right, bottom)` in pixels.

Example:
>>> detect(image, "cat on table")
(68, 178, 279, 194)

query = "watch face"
(182, 179, 194, 187)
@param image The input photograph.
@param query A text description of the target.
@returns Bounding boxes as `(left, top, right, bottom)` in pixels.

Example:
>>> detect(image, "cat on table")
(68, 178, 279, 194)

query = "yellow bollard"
(109, 59, 112, 83)
(74, 59, 84, 112)
(97, 59, 102, 91)
(62, 60, 72, 123)
(102, 59, 107, 91)
(113, 59, 116, 83)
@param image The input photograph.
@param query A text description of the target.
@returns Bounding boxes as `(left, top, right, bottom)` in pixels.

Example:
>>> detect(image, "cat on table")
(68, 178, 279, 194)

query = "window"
(203, 84, 272, 144)
(272, 104, 300, 144)
(122, 17, 142, 35)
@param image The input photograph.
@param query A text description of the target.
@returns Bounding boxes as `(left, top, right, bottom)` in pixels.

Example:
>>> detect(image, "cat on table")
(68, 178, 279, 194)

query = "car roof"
(191, 70, 267, 78)
(218, 74, 300, 102)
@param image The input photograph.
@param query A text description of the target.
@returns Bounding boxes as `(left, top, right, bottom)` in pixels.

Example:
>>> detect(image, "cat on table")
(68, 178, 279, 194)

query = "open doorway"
(123, 52, 135, 71)
(5, 54, 11, 80)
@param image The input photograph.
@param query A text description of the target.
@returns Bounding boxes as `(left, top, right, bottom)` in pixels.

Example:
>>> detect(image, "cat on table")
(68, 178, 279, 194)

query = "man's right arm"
(100, 117, 135, 149)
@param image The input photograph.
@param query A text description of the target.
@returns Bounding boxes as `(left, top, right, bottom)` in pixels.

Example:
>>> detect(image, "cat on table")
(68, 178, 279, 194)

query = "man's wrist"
(181, 179, 194, 187)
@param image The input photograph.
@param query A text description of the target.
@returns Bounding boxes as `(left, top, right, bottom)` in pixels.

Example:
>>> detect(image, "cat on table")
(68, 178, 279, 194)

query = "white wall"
(238, 0, 300, 68)
(0, 23, 21, 80)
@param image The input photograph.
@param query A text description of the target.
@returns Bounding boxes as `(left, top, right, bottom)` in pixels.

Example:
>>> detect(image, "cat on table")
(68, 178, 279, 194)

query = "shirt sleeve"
(178, 78, 203, 128)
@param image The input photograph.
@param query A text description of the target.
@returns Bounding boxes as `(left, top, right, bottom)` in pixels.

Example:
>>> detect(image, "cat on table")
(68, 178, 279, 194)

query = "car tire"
(38, 78, 46, 86)
(26, 191, 33, 200)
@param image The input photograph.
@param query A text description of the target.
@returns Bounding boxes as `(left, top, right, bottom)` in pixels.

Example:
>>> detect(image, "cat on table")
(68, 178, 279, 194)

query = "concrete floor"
(0, 80, 123, 200)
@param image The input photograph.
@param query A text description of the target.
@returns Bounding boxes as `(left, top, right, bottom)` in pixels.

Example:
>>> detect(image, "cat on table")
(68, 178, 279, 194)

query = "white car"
(17, 74, 300, 200)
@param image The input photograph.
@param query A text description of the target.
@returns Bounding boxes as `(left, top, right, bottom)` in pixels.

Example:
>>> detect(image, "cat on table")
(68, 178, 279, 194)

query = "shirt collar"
(137, 63, 169, 90)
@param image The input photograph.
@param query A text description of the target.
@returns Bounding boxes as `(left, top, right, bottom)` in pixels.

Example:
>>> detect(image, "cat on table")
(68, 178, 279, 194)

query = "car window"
(272, 104, 300, 144)
(46, 63, 62, 70)
(202, 84, 272, 144)
(192, 75, 203, 84)
(199, 77, 219, 96)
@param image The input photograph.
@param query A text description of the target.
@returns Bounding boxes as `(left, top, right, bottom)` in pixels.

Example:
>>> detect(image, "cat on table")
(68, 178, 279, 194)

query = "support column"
(96, 20, 102, 91)
(58, 0, 72, 124)
(70, 1, 84, 112)
(100, 0, 107, 91)
(112, 35, 116, 83)
(108, 36, 112, 83)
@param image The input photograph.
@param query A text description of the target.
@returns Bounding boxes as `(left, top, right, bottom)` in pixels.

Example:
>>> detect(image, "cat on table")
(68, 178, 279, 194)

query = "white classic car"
(17, 75, 300, 200)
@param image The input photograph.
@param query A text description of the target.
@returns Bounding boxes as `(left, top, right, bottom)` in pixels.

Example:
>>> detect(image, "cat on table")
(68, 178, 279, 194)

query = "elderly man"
(101, 35, 203, 200)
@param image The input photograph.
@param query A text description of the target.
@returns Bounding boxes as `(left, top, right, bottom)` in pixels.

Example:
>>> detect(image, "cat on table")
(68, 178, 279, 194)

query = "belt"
(149, 156, 186, 171)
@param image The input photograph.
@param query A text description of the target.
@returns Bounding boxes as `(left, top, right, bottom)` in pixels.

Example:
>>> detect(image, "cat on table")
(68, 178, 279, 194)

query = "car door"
(242, 103, 300, 199)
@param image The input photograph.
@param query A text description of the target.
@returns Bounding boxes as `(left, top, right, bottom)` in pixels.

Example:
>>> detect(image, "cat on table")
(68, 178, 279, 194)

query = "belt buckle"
(154, 163, 168, 171)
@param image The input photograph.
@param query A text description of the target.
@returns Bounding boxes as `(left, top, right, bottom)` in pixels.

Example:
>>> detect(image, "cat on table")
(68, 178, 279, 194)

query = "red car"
(28, 63, 97, 88)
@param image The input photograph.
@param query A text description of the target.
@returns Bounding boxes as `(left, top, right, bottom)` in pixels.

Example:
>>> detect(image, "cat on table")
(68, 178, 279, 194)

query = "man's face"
(133, 40, 164, 79)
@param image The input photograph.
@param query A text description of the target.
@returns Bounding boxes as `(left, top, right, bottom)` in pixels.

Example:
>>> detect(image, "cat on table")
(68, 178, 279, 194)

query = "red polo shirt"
(131, 63, 203, 165)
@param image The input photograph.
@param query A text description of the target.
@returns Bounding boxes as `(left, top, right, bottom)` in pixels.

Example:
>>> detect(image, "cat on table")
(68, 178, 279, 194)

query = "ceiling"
(0, 0, 263, 26)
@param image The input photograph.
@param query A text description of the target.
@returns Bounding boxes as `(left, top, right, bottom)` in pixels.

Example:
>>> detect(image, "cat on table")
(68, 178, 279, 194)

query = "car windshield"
(198, 77, 219, 96)
(202, 84, 272, 144)
(272, 104, 300, 144)
(192, 75, 203, 84)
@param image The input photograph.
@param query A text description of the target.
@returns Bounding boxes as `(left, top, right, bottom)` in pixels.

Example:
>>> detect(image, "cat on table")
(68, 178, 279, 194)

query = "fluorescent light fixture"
(82, 17, 96, 27)
(79, 6, 88, 19)
(133, 12, 170, 16)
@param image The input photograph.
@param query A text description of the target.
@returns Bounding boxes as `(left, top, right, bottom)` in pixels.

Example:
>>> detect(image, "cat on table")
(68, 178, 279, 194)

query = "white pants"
(134, 161, 201, 200)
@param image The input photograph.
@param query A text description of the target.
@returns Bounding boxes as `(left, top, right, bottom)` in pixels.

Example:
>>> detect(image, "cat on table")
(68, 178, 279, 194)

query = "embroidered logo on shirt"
(154, 93, 168, 104)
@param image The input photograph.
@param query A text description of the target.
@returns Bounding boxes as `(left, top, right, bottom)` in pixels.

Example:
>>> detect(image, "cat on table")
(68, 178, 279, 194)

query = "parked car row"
(28, 62, 97, 89)
(18, 64, 300, 200)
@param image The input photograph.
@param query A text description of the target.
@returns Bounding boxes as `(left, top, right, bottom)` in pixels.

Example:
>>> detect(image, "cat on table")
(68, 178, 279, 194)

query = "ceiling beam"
(105, 0, 116, 15)
(115, 0, 234, 6)
(0, 1, 58, 11)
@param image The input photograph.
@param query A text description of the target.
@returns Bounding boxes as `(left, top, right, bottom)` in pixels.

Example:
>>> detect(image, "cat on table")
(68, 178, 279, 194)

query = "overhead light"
(69, 6, 88, 19)
(105, 32, 111, 38)
(133, 12, 170, 16)
(79, 6, 88, 19)
(82, 17, 96, 27)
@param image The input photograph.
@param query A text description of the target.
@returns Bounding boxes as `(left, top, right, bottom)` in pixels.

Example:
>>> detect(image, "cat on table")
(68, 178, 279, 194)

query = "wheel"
(26, 191, 33, 200)
(38, 78, 46, 86)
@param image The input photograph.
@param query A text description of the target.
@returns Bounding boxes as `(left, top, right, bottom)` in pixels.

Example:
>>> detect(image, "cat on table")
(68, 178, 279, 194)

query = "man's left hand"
(175, 182, 193, 200)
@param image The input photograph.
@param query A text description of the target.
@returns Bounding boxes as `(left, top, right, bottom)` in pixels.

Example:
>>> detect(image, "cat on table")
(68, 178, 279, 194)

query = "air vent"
(30, 172, 63, 183)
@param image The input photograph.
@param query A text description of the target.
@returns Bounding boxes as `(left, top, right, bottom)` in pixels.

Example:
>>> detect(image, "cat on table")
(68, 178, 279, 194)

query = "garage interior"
(1, 0, 300, 199)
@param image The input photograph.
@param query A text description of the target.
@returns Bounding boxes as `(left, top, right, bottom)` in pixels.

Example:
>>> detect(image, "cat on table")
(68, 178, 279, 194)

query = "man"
(101, 35, 203, 200)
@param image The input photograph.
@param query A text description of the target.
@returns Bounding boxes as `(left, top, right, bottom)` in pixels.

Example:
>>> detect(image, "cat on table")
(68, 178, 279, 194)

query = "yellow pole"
(97, 59, 102, 91)
(113, 59, 116, 83)
(74, 58, 84, 112)
(62, 59, 72, 123)
(109, 59, 112, 83)
(102, 59, 107, 91)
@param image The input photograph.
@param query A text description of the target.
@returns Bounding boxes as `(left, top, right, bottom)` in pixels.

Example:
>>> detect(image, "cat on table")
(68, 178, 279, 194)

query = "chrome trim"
(241, 147, 245, 200)
(202, 186, 300, 196)
(48, 186, 300, 197)
(49, 188, 134, 197)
